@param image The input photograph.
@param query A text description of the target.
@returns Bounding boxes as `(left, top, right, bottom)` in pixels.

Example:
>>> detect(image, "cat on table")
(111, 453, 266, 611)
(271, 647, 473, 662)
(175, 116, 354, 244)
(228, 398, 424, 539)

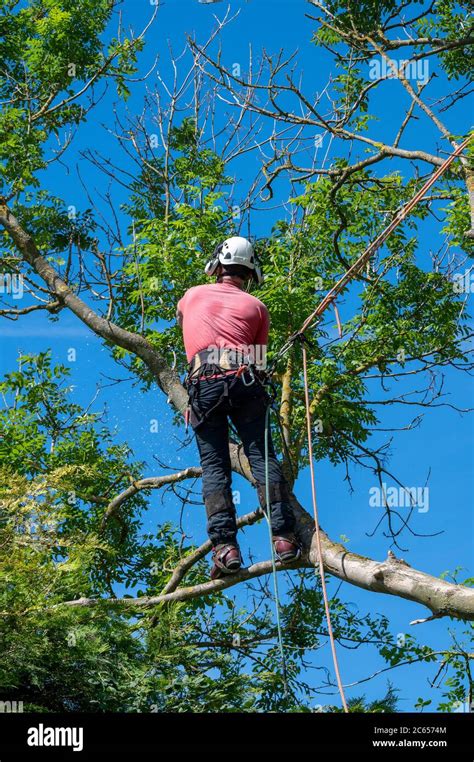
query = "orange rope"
(299, 136, 472, 335)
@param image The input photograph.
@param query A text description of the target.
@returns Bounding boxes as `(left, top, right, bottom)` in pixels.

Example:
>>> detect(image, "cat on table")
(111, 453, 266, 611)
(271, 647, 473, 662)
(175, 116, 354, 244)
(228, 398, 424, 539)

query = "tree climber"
(177, 236, 301, 580)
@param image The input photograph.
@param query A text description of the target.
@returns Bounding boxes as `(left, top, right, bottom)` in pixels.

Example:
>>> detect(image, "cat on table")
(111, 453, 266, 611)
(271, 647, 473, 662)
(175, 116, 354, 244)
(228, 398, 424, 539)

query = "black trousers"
(188, 372, 295, 546)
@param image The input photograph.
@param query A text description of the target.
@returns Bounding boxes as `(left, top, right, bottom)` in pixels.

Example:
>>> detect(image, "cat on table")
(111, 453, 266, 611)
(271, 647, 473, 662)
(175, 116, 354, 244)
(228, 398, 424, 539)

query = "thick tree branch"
(0, 201, 188, 413)
(57, 520, 474, 621)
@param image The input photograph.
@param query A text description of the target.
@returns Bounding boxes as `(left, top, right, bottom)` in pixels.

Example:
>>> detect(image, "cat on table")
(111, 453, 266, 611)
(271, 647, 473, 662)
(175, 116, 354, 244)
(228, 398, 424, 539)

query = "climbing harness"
(184, 347, 259, 432)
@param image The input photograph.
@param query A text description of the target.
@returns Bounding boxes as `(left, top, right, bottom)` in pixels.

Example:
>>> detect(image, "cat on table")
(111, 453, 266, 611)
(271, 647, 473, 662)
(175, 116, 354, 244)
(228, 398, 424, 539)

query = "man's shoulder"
(244, 291, 268, 312)
(181, 283, 267, 311)
(180, 283, 212, 301)
(228, 287, 268, 315)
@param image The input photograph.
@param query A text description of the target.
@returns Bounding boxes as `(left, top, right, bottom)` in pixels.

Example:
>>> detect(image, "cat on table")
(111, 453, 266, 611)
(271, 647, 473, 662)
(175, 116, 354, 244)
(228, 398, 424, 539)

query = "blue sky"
(1, 0, 473, 711)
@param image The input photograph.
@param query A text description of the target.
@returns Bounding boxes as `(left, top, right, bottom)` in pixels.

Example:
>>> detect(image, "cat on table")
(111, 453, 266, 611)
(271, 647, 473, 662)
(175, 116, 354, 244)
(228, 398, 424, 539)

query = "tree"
(0, 0, 473, 710)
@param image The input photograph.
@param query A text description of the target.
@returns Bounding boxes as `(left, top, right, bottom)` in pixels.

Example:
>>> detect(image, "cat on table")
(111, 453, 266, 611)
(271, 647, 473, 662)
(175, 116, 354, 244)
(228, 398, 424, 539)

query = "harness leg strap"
(186, 375, 230, 430)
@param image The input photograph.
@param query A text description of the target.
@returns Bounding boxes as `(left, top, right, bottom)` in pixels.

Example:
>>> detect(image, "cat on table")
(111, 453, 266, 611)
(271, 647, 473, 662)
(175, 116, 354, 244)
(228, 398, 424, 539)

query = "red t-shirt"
(177, 281, 269, 366)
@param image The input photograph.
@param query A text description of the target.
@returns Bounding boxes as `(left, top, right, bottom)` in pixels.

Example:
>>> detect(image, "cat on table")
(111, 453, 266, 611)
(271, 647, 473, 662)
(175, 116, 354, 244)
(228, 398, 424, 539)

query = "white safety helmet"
(205, 236, 263, 285)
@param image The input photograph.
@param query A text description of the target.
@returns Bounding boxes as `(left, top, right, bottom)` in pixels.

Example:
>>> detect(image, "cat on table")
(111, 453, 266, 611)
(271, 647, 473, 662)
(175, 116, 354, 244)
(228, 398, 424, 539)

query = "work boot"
(273, 534, 301, 564)
(210, 543, 242, 580)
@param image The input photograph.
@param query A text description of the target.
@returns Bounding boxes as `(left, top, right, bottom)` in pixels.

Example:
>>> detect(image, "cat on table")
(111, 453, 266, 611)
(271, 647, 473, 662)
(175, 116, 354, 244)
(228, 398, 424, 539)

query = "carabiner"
(241, 365, 255, 386)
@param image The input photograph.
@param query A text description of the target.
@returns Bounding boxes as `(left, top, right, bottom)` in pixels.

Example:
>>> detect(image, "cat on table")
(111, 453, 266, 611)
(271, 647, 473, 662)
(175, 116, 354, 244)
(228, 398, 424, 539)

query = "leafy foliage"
(0, 0, 142, 193)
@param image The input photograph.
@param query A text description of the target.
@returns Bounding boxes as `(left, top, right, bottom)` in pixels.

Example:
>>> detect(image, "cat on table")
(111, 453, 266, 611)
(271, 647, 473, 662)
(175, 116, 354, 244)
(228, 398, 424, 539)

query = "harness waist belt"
(189, 347, 254, 374)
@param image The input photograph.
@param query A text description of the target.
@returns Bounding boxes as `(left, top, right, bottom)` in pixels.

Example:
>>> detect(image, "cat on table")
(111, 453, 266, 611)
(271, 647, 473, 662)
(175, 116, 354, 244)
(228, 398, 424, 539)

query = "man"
(177, 236, 300, 580)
